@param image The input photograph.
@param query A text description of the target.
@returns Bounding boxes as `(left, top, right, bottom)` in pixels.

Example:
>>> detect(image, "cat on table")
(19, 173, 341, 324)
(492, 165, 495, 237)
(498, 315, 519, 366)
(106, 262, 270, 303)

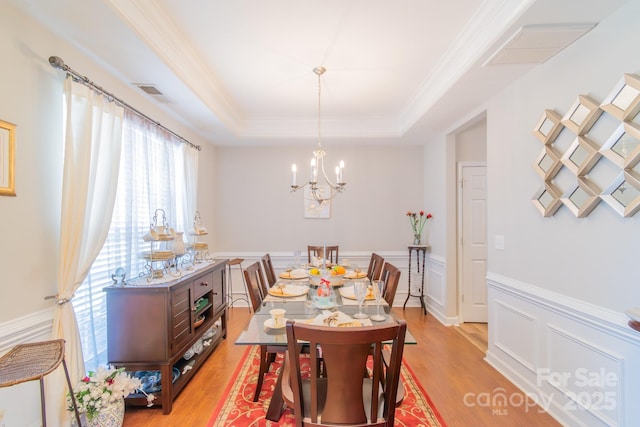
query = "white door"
(460, 164, 487, 322)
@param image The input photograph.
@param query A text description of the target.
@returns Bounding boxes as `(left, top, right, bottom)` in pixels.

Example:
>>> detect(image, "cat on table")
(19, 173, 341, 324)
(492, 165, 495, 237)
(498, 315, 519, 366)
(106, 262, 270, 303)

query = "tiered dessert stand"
(188, 211, 213, 263)
(141, 209, 181, 281)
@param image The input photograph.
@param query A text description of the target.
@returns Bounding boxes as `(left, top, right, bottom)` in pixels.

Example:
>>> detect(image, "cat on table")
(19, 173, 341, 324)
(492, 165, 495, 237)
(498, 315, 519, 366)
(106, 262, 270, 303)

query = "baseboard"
(486, 273, 640, 426)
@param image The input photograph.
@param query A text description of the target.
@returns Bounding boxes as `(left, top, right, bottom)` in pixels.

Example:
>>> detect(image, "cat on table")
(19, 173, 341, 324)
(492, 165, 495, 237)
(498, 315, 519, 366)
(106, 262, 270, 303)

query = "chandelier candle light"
(290, 67, 346, 205)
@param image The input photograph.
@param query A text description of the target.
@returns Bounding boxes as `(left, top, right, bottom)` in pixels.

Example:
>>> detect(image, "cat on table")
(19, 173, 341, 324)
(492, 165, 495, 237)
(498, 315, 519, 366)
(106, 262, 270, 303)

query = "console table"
(105, 260, 227, 414)
(403, 245, 428, 315)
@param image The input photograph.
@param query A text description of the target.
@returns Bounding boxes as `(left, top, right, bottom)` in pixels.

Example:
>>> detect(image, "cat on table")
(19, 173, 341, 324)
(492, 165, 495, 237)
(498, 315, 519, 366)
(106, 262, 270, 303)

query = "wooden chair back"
(284, 319, 406, 426)
(261, 253, 277, 288)
(380, 263, 401, 307)
(243, 262, 266, 312)
(307, 245, 339, 264)
(367, 253, 385, 281)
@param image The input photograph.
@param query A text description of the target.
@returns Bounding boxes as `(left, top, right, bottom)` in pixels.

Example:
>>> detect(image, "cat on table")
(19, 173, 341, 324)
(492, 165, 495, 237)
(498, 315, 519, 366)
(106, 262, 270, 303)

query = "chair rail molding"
(0, 307, 54, 356)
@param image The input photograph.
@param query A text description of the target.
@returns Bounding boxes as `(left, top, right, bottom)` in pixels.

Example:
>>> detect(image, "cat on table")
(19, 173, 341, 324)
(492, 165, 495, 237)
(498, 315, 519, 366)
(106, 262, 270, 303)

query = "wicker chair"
(0, 339, 81, 426)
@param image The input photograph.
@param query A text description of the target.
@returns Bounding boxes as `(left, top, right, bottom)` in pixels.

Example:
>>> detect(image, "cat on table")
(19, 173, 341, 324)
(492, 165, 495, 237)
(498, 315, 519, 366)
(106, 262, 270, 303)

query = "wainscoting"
(486, 273, 640, 426)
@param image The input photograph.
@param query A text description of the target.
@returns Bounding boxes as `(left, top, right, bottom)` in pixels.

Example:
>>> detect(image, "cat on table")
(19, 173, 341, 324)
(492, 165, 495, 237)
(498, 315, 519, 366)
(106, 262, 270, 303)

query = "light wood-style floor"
(455, 322, 488, 353)
(123, 308, 559, 427)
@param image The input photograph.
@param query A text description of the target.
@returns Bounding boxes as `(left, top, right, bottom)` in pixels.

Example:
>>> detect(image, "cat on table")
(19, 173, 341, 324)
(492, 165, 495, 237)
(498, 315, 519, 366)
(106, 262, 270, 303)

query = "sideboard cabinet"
(105, 260, 227, 414)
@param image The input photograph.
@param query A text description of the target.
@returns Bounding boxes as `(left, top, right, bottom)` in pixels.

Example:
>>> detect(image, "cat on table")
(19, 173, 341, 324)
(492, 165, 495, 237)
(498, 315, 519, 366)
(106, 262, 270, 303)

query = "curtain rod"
(48, 55, 201, 151)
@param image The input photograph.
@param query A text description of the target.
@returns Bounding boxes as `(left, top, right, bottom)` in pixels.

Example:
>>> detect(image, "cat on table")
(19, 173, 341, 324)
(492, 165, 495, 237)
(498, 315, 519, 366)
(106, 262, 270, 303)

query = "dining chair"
(366, 253, 385, 281)
(242, 261, 281, 401)
(379, 262, 401, 307)
(307, 245, 339, 264)
(261, 253, 277, 288)
(243, 262, 267, 312)
(282, 319, 407, 426)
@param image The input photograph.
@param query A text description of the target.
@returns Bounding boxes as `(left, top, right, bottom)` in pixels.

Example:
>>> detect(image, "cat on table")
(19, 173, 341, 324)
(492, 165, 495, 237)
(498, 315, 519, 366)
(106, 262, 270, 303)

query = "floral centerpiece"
(67, 366, 155, 424)
(406, 210, 433, 245)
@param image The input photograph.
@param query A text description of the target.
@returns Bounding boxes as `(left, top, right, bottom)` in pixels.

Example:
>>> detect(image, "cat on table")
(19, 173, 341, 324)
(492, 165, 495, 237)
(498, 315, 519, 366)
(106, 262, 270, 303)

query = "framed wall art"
(0, 120, 16, 196)
(304, 185, 331, 219)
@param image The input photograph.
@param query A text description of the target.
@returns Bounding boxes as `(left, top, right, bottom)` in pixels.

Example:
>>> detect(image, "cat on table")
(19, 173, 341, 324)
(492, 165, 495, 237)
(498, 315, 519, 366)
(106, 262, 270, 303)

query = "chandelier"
(290, 67, 346, 205)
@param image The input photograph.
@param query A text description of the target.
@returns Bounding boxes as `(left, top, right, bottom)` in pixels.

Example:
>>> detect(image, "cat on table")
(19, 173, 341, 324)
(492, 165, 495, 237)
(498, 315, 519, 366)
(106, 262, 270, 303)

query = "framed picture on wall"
(0, 120, 16, 196)
(304, 185, 331, 219)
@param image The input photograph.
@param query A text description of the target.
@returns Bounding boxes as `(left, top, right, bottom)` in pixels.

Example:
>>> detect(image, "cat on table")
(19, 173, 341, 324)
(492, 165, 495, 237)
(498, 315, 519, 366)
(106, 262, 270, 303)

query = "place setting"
(264, 282, 309, 302)
(339, 280, 387, 321)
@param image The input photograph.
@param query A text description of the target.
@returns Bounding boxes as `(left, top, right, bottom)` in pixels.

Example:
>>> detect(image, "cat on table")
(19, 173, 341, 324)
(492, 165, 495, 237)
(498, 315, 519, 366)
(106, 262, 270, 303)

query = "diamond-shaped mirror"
(561, 136, 601, 176)
(534, 147, 562, 181)
(561, 95, 602, 135)
(561, 177, 600, 217)
(532, 110, 563, 145)
(601, 171, 640, 217)
(600, 122, 640, 169)
(532, 183, 562, 217)
(601, 73, 640, 121)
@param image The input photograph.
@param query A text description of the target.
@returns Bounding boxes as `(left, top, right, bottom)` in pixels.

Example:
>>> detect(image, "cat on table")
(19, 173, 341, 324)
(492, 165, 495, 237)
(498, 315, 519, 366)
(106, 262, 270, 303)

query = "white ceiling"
(11, 0, 630, 146)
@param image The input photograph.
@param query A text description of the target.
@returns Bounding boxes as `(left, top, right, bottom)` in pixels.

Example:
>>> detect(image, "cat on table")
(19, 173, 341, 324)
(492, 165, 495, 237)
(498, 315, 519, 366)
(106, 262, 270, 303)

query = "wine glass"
(353, 281, 369, 319)
(293, 249, 302, 268)
(370, 280, 385, 321)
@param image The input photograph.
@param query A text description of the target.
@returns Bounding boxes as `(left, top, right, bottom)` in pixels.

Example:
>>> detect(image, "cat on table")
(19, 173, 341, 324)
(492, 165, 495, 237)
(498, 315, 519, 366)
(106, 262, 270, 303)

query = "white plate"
(625, 307, 640, 322)
(279, 269, 308, 279)
(264, 317, 288, 331)
(340, 286, 376, 301)
(268, 284, 309, 298)
(344, 271, 367, 280)
(308, 310, 370, 327)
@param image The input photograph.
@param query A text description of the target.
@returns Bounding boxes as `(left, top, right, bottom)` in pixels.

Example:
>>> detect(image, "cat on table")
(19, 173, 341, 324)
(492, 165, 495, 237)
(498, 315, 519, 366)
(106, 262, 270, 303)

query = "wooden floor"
(122, 308, 560, 427)
(455, 322, 488, 353)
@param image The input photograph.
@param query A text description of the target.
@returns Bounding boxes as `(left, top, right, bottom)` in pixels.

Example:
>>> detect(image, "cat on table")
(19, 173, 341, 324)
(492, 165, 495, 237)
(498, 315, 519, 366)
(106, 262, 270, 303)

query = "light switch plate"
(495, 235, 505, 250)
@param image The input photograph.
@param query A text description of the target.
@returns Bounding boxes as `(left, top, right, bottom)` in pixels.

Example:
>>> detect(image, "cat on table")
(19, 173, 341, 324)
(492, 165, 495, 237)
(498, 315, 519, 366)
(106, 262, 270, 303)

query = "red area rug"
(208, 345, 446, 426)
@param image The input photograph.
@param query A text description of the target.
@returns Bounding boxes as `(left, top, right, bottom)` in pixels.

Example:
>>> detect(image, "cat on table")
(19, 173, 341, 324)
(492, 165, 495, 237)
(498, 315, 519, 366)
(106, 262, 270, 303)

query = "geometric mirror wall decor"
(532, 73, 640, 217)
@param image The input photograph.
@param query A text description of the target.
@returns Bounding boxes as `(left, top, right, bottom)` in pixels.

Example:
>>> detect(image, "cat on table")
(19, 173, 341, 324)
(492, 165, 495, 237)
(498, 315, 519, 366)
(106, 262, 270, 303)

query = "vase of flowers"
(406, 210, 433, 245)
(68, 366, 155, 427)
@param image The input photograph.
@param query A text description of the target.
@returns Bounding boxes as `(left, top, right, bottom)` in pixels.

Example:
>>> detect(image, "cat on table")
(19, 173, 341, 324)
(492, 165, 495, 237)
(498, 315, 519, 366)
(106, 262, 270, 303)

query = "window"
(72, 111, 195, 371)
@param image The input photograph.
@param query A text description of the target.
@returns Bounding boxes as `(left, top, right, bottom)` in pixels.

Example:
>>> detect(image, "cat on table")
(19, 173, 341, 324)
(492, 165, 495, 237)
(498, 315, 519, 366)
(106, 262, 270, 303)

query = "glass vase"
(413, 233, 422, 245)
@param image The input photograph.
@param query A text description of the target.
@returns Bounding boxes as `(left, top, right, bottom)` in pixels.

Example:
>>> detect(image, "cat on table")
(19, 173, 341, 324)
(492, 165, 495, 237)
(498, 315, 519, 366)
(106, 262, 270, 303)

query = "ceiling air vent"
(484, 23, 597, 66)
(134, 83, 171, 103)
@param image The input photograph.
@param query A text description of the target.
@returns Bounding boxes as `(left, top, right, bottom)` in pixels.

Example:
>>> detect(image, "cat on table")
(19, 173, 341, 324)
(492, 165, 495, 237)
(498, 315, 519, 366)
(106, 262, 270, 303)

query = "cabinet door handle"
(200, 281, 208, 287)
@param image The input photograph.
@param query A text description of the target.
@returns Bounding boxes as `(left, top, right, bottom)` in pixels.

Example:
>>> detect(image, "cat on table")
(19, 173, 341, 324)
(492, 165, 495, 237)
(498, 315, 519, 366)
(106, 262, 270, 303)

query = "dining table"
(235, 270, 416, 421)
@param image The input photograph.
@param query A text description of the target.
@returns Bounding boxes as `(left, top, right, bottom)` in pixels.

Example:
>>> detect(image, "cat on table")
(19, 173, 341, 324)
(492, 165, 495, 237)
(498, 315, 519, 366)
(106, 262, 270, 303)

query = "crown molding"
(398, 0, 536, 134)
(103, 0, 243, 134)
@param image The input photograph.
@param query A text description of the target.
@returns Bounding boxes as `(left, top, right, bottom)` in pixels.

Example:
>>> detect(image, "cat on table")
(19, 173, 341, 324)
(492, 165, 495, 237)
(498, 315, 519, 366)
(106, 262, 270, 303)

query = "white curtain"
(179, 143, 199, 237)
(49, 77, 123, 424)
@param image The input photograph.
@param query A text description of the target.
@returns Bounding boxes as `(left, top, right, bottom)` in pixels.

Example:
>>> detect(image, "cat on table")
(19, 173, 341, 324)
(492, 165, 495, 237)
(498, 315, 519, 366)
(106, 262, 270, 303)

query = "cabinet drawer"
(193, 271, 214, 299)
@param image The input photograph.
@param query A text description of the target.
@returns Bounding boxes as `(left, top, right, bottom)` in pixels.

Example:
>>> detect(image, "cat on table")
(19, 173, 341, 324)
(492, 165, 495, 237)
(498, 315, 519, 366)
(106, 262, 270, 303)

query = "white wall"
(212, 145, 424, 252)
(485, 2, 640, 312)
